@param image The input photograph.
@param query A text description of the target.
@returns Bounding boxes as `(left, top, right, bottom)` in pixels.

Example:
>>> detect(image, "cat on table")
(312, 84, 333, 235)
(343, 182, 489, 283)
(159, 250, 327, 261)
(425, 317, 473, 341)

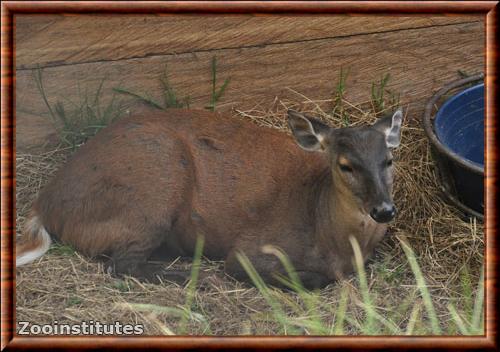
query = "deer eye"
(386, 159, 393, 167)
(339, 164, 353, 173)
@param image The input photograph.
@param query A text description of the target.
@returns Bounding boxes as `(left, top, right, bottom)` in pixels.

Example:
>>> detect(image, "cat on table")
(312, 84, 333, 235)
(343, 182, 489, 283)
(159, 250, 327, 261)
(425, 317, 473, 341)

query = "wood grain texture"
(5, 1, 497, 15)
(2, 1, 497, 350)
(485, 5, 498, 344)
(15, 20, 484, 151)
(15, 15, 481, 69)
(1, 4, 14, 351)
(6, 335, 498, 350)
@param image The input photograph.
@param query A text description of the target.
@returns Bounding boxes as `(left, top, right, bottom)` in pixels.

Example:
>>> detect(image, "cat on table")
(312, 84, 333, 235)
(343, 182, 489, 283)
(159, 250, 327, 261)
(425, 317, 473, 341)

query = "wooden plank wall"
(15, 15, 485, 151)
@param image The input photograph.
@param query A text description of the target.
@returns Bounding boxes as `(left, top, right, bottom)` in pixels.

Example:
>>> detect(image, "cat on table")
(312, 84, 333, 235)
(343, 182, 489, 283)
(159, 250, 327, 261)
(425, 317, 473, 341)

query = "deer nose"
(369, 202, 396, 223)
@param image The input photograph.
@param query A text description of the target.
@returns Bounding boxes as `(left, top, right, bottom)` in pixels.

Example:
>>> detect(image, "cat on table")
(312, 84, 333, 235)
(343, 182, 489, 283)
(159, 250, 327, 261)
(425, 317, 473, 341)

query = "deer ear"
(287, 110, 331, 152)
(372, 109, 403, 148)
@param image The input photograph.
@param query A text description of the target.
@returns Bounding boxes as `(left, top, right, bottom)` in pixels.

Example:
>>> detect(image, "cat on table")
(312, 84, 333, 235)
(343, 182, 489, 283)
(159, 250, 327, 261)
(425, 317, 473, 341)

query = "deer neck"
(314, 172, 387, 267)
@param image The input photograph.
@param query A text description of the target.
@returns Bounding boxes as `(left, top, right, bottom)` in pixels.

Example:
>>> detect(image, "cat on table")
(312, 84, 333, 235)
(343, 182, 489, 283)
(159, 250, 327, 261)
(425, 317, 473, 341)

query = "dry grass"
(15, 93, 484, 335)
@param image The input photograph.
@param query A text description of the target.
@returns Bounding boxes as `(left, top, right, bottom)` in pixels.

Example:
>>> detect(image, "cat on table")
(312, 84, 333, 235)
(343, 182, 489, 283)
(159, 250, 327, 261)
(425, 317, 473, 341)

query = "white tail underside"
(16, 216, 52, 267)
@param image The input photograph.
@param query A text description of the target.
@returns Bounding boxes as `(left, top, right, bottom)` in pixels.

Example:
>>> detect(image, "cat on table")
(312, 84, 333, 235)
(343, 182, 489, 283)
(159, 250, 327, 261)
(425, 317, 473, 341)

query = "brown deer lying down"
(16, 108, 402, 289)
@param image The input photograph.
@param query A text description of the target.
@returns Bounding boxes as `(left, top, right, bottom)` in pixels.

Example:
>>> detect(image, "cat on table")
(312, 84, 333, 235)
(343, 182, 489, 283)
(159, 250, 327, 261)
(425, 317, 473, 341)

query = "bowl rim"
(434, 82, 484, 168)
(423, 73, 484, 175)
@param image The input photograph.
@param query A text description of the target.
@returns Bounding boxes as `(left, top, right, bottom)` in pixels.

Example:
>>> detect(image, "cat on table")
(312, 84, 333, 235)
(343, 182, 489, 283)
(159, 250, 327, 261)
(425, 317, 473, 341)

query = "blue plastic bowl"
(434, 83, 484, 168)
(432, 82, 484, 216)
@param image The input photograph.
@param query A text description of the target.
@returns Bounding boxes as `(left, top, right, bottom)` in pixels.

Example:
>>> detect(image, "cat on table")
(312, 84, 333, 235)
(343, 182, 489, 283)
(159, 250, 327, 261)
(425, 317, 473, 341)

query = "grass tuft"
(206, 56, 231, 112)
(114, 57, 229, 112)
(34, 67, 126, 150)
(370, 73, 400, 115)
(331, 67, 350, 126)
(113, 65, 190, 110)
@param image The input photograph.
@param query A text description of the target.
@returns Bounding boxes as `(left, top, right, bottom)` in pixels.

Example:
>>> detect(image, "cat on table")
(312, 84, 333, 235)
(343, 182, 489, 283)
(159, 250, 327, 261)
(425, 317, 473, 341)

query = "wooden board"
(15, 15, 480, 69)
(15, 17, 484, 151)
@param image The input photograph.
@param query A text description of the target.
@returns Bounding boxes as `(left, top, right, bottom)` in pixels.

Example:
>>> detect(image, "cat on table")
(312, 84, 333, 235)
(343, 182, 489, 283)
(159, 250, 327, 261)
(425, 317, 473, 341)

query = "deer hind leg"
(104, 228, 195, 284)
(54, 204, 197, 284)
(106, 239, 159, 282)
(110, 253, 192, 285)
(59, 218, 166, 282)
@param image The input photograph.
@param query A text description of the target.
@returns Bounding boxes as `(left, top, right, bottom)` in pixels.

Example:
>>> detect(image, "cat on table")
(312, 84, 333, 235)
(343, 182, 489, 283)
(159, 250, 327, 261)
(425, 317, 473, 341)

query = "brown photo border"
(1, 1, 498, 350)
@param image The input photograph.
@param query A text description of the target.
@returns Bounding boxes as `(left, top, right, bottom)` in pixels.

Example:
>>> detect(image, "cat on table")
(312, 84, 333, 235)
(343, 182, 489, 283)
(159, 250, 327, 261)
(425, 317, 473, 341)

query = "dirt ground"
(15, 97, 484, 335)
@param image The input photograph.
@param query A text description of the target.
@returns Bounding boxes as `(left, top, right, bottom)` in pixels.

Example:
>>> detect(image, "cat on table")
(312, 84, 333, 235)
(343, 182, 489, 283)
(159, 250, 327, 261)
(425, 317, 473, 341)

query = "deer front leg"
(224, 249, 330, 290)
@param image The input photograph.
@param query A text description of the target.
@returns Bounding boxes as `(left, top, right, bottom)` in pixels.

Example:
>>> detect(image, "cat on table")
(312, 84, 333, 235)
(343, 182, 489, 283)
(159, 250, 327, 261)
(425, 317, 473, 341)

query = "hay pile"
(15, 95, 484, 335)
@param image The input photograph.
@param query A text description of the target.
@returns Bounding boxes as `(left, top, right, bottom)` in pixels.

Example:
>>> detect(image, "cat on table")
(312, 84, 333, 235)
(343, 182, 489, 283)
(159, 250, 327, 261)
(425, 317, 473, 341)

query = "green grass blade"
(113, 87, 164, 110)
(332, 286, 349, 335)
(447, 303, 470, 335)
(214, 77, 231, 102)
(459, 265, 473, 318)
(33, 67, 57, 122)
(118, 302, 207, 335)
(178, 234, 205, 334)
(206, 56, 230, 111)
(101, 94, 115, 123)
(160, 67, 183, 108)
(398, 237, 442, 334)
(211, 56, 217, 106)
(405, 301, 421, 335)
(471, 266, 485, 333)
(332, 67, 350, 126)
(92, 77, 105, 119)
(235, 251, 297, 334)
(261, 245, 324, 334)
(349, 236, 377, 334)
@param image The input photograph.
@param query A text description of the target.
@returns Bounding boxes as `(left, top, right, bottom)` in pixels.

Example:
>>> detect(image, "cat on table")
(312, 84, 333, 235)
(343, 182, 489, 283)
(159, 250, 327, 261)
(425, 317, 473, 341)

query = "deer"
(16, 107, 403, 289)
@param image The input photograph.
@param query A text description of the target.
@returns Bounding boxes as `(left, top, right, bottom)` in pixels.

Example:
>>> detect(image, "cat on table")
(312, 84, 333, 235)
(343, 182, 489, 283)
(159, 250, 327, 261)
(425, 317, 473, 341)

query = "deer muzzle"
(369, 202, 396, 223)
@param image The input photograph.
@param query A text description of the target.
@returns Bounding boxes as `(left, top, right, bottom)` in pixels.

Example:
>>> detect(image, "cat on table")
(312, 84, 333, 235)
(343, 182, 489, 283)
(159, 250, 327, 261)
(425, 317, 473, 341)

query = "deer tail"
(16, 213, 52, 267)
